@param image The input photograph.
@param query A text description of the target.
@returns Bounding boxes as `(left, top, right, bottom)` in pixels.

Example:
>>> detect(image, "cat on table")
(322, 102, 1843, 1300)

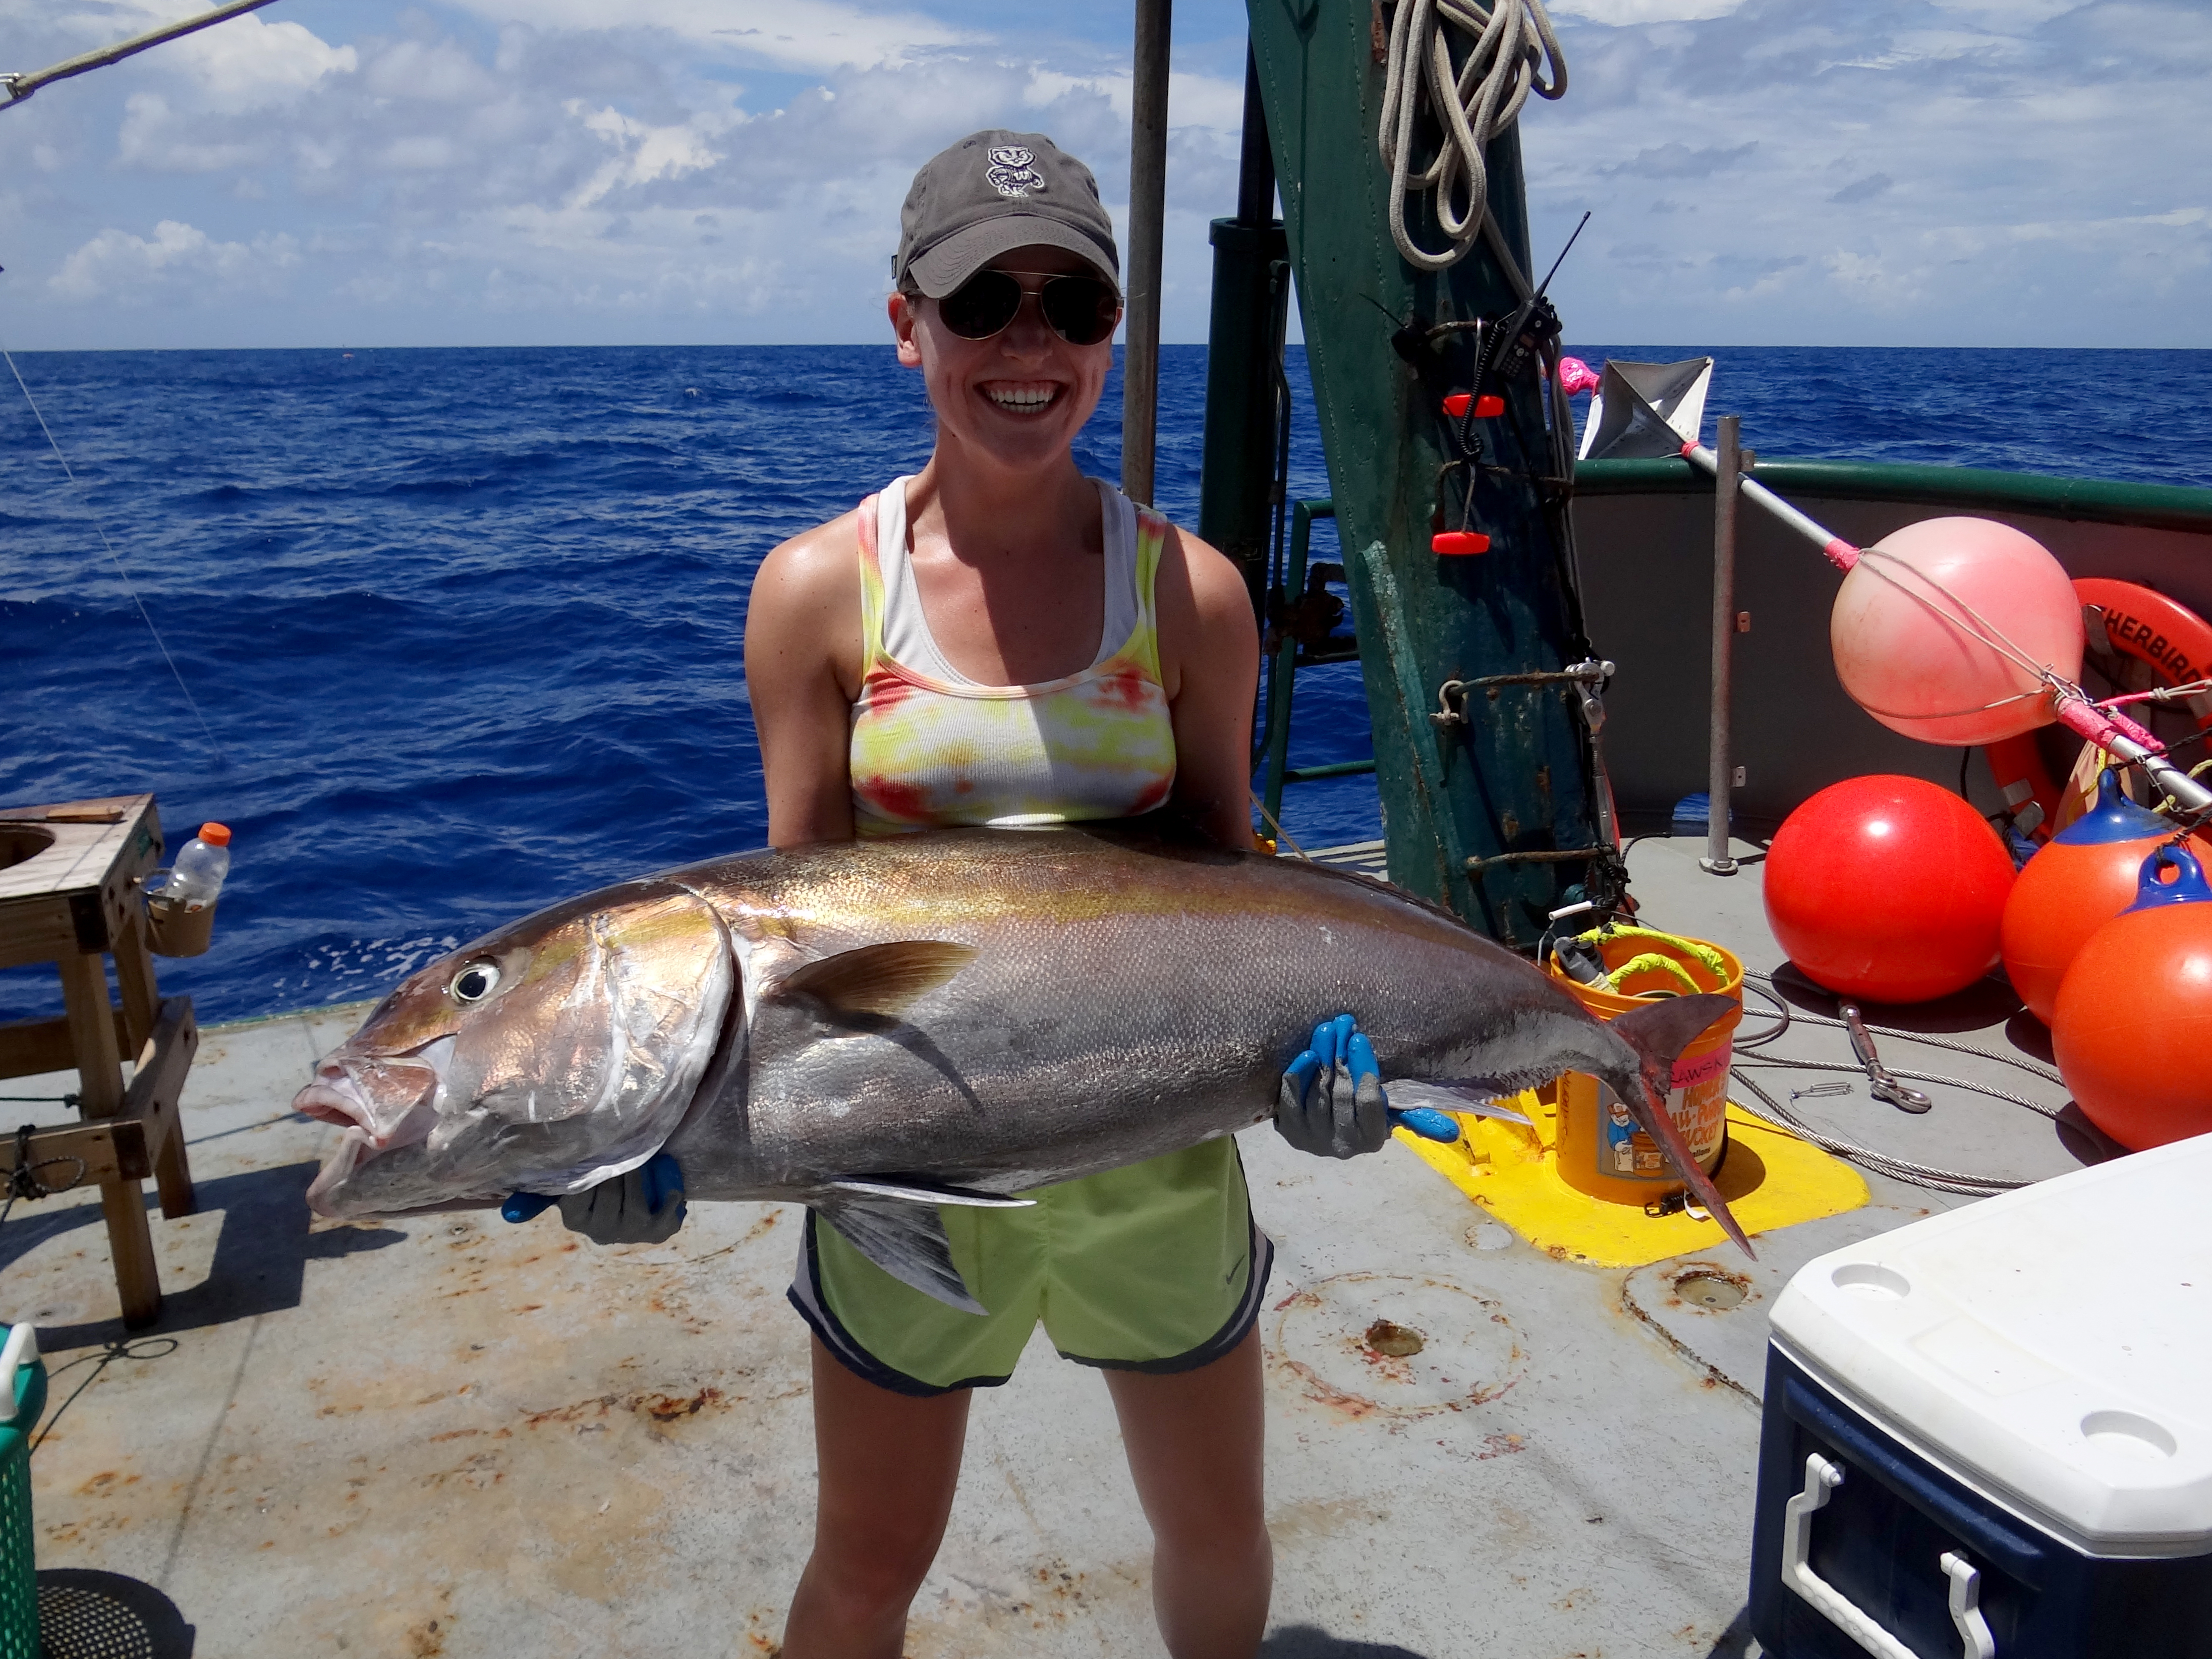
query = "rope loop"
(1377, 0, 1567, 273)
(2, 1121, 89, 1230)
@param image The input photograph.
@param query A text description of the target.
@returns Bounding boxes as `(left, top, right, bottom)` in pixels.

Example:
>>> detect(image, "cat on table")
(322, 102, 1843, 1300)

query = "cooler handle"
(1782, 1453, 1998, 1659)
(1941, 1553, 1997, 1659)
(1, 1323, 37, 1428)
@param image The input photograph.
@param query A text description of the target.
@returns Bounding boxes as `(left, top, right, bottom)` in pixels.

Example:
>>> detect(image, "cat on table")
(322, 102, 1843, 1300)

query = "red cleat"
(1432, 531, 1491, 555)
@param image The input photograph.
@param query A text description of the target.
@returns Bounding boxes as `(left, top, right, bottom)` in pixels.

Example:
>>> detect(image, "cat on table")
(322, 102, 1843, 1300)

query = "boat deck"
(5, 835, 2098, 1657)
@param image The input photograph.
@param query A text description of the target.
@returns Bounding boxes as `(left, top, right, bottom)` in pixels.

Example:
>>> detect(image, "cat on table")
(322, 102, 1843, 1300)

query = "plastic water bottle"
(166, 822, 232, 909)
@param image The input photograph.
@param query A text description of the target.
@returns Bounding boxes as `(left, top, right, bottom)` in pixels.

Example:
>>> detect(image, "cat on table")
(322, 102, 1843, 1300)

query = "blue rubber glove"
(502, 1152, 686, 1244)
(1275, 1015, 1460, 1158)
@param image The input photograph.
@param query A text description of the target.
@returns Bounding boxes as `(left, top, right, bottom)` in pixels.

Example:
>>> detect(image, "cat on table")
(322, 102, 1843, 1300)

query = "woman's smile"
(980, 379, 1064, 416)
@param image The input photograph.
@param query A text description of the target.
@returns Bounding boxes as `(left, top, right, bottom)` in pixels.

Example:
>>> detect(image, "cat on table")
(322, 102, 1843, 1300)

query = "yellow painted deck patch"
(1396, 1092, 1867, 1269)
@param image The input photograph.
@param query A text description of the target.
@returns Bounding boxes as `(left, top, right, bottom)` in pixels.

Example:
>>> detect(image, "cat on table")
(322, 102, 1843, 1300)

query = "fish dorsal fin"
(818, 1198, 988, 1314)
(774, 941, 977, 1020)
(829, 1177, 1034, 1209)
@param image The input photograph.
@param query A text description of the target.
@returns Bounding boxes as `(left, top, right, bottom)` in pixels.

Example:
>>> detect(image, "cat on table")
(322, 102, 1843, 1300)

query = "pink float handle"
(2052, 690, 2212, 812)
(2054, 694, 2163, 754)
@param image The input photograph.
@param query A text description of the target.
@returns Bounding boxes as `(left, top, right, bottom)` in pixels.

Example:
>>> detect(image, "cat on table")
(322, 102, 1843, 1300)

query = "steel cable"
(1728, 1068, 2029, 1197)
(1725, 974, 2073, 1194)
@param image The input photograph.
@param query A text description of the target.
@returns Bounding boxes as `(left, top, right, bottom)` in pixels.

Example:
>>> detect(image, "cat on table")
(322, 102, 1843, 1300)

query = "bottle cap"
(198, 822, 232, 846)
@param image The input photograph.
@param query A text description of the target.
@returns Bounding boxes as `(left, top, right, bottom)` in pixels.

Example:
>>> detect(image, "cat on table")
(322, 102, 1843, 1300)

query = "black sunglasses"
(935, 268, 1120, 347)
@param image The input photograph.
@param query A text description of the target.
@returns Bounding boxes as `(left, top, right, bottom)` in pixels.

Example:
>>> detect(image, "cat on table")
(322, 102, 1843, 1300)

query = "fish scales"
(299, 826, 1751, 1304)
(682, 832, 1577, 1194)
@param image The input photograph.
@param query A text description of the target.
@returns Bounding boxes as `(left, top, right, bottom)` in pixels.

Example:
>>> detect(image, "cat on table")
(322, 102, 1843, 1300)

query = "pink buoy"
(1554, 357, 1602, 396)
(1830, 517, 2083, 746)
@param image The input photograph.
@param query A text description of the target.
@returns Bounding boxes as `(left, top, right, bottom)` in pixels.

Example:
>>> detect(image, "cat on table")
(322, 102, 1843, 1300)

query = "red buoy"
(2052, 843, 2212, 1150)
(1765, 775, 2016, 1003)
(2001, 770, 2172, 1025)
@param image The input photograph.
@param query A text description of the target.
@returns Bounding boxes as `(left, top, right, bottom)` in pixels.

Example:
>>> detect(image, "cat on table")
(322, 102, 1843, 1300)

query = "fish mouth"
(294, 1044, 449, 1159)
(304, 1126, 378, 1217)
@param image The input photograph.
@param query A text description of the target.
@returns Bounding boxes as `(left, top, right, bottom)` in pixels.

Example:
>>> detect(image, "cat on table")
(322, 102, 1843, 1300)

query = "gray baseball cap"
(893, 130, 1120, 299)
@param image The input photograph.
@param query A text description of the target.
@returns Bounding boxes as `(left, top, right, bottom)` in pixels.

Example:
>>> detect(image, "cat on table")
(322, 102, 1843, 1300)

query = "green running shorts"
(788, 1136, 1272, 1396)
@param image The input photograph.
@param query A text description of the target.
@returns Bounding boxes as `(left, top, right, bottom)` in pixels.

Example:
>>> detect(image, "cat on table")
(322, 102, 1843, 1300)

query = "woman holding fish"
(290, 122, 1744, 1657)
(733, 131, 1383, 1658)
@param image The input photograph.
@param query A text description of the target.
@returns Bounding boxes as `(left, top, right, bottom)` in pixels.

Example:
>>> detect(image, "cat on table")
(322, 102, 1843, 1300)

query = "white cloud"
(48, 219, 301, 303)
(568, 102, 736, 206)
(1518, 0, 2212, 344)
(1551, 0, 1743, 20)
(439, 0, 971, 72)
(153, 12, 357, 110)
(118, 92, 266, 170)
(4, 0, 2202, 349)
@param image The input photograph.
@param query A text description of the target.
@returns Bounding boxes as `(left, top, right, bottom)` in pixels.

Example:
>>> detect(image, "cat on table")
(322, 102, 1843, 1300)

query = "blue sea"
(4, 344, 2207, 1029)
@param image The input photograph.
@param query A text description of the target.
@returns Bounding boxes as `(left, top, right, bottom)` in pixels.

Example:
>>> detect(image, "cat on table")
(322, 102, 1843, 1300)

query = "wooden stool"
(0, 794, 199, 1329)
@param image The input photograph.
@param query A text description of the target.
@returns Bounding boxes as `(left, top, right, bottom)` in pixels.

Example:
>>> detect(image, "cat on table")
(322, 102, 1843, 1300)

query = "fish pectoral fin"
(774, 941, 978, 1021)
(1389, 1080, 1536, 1127)
(828, 1177, 1034, 1208)
(818, 1198, 988, 1315)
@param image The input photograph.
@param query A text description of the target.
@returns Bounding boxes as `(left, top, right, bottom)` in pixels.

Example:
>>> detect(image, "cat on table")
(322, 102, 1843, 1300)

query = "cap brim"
(907, 217, 1118, 299)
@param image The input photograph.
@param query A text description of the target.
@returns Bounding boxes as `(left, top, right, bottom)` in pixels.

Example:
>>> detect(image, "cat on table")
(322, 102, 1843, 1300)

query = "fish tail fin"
(1607, 993, 1755, 1260)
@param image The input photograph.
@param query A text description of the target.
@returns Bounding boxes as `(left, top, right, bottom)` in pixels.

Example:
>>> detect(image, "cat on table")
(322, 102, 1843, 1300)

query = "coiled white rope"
(1377, 0, 1567, 277)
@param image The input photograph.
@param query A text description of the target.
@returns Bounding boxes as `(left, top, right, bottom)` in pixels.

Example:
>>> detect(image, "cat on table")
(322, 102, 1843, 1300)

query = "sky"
(0, 0, 2203, 351)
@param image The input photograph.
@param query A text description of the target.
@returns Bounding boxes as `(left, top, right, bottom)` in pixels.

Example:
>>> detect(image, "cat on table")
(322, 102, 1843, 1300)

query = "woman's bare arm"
(1154, 525, 1263, 850)
(743, 509, 866, 849)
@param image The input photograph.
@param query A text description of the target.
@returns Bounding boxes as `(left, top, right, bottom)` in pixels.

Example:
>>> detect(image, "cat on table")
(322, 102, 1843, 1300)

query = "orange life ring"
(1983, 579, 2212, 838)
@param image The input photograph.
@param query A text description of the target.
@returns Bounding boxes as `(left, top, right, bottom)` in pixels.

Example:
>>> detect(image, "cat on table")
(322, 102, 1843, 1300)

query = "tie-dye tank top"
(849, 477, 1178, 836)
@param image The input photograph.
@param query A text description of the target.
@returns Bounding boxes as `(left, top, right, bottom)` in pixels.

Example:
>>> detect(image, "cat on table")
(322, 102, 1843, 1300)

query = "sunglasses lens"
(938, 270, 1022, 339)
(1042, 278, 1118, 346)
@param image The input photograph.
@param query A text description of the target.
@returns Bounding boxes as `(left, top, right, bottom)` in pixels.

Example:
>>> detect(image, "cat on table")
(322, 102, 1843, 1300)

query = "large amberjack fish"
(298, 828, 1749, 1309)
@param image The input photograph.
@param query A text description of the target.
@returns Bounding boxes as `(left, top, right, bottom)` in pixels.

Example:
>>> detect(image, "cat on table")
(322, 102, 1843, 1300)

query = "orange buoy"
(2051, 843, 2212, 1150)
(2001, 770, 2172, 1025)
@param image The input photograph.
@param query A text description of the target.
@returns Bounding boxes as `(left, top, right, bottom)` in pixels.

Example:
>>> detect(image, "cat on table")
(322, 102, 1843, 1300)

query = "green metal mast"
(1241, 0, 1604, 947)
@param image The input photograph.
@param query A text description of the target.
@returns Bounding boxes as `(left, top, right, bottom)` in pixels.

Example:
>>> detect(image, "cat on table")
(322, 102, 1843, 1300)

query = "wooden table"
(0, 793, 198, 1328)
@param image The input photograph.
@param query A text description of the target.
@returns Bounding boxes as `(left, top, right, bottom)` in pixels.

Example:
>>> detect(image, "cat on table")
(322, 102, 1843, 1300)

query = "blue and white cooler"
(1750, 1133, 2212, 1657)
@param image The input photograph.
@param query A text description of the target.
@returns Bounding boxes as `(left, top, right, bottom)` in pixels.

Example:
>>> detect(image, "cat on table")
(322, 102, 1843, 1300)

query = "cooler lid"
(1771, 1132, 2212, 1553)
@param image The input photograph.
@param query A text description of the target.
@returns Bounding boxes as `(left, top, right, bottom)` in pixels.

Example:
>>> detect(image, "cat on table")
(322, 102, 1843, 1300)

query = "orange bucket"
(1546, 930, 1743, 1204)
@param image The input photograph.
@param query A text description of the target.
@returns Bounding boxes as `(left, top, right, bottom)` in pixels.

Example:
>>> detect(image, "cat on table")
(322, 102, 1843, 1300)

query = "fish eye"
(448, 961, 500, 1004)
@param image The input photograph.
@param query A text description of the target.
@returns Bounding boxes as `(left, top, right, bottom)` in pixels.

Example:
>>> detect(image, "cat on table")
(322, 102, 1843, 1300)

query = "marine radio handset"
(1484, 211, 1590, 391)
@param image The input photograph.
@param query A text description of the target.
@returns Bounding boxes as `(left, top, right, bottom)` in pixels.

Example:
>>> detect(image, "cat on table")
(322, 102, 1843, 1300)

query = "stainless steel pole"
(1122, 0, 1171, 505)
(1702, 415, 1741, 875)
(2, 0, 282, 107)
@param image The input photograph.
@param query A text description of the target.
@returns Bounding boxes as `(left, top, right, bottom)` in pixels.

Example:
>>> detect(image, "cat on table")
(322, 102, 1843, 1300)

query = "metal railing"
(1257, 498, 1377, 826)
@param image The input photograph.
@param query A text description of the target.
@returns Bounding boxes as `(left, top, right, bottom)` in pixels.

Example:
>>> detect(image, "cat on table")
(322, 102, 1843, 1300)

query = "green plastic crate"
(1, 1328, 47, 1659)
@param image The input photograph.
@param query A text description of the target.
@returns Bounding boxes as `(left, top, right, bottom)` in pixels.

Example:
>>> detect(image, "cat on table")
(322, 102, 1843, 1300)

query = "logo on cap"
(986, 146, 1045, 199)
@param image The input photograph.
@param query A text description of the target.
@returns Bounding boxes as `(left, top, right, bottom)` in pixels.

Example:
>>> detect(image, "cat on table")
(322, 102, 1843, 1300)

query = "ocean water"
(3, 344, 2205, 1028)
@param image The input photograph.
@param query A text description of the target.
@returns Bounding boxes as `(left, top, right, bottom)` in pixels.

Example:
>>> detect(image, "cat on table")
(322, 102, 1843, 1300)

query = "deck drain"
(1274, 1274, 1525, 1418)
(1673, 1270, 1748, 1311)
(1364, 1319, 1426, 1358)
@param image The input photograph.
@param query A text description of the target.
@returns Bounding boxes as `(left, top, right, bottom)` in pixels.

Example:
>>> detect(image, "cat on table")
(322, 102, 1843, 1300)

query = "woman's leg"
(783, 1336, 972, 1659)
(1102, 1327, 1273, 1659)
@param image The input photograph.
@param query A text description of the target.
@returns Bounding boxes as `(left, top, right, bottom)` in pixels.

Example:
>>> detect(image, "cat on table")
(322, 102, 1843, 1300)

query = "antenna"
(1535, 212, 1592, 300)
